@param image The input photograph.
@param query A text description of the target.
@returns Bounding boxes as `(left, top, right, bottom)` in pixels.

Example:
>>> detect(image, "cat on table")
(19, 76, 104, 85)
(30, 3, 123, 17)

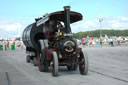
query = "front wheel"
(51, 52, 58, 77)
(79, 52, 88, 75)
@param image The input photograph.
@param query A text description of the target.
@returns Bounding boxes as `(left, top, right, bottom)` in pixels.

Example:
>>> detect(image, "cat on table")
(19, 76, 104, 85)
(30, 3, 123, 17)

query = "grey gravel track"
(0, 45, 128, 85)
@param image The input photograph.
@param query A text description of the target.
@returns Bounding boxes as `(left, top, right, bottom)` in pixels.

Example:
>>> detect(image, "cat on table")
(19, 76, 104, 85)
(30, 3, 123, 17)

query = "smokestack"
(64, 6, 71, 33)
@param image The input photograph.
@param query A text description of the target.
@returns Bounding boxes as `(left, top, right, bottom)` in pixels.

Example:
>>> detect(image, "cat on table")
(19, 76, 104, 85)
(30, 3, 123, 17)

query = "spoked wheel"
(33, 57, 38, 66)
(37, 40, 49, 72)
(50, 52, 58, 77)
(79, 51, 88, 75)
(37, 48, 49, 72)
(26, 55, 31, 63)
(67, 59, 78, 71)
(37, 48, 45, 72)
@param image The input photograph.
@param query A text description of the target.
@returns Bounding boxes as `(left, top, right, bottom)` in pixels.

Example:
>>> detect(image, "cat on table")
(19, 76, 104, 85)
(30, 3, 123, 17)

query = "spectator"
(82, 39, 86, 46)
(92, 40, 96, 47)
(117, 40, 120, 45)
(86, 39, 88, 46)
(7, 40, 10, 49)
(100, 39, 103, 47)
(109, 39, 114, 47)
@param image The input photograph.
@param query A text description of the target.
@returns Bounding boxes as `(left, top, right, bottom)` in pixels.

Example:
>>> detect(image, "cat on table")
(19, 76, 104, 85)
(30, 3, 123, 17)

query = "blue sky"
(0, 0, 128, 38)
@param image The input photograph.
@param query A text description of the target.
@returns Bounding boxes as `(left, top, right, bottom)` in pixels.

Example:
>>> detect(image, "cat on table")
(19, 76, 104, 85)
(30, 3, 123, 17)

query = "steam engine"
(22, 6, 88, 76)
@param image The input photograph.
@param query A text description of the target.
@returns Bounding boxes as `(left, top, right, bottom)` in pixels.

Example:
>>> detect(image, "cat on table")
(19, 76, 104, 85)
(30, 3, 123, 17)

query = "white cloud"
(0, 23, 22, 31)
(0, 19, 24, 38)
(71, 20, 97, 33)
(85, 21, 96, 28)
(71, 16, 128, 33)
(1, 16, 128, 37)
(118, 17, 128, 21)
(111, 17, 128, 29)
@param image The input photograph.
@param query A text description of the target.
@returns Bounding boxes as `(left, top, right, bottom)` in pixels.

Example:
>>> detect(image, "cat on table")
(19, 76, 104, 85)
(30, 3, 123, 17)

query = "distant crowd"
(77, 38, 121, 47)
(0, 40, 24, 50)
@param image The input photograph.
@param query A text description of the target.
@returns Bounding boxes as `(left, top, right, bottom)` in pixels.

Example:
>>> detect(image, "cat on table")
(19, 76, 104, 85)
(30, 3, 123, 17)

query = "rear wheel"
(51, 52, 58, 77)
(37, 49, 44, 72)
(26, 55, 31, 63)
(33, 57, 38, 66)
(37, 40, 49, 72)
(79, 52, 88, 75)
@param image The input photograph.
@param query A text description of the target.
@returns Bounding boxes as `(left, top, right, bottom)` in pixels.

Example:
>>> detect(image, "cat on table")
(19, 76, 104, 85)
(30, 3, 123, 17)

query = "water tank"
(22, 23, 44, 49)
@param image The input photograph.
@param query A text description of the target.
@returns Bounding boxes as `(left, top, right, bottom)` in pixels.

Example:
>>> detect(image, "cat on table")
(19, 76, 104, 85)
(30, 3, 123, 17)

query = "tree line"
(73, 29, 128, 39)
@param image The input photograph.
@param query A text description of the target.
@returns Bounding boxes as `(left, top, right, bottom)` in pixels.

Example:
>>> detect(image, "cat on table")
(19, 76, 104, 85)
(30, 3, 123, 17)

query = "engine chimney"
(64, 6, 71, 33)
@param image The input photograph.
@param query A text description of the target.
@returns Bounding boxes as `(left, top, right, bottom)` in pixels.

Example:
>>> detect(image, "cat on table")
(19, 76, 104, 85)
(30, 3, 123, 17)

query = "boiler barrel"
(22, 23, 44, 49)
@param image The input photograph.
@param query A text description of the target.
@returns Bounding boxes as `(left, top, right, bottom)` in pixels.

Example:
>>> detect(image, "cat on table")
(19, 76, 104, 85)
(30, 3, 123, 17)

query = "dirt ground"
(0, 44, 128, 85)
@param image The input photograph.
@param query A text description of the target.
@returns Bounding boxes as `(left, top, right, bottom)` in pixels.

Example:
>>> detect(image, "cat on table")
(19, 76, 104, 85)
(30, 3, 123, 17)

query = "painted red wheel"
(37, 48, 45, 72)
(37, 40, 49, 72)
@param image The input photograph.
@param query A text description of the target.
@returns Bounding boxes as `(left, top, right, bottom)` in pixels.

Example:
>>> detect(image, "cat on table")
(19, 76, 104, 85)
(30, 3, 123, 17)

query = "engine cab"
(36, 6, 82, 54)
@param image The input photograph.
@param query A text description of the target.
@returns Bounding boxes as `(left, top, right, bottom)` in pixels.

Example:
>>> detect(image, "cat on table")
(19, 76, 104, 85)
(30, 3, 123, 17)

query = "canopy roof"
(49, 11, 83, 23)
(36, 11, 83, 26)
